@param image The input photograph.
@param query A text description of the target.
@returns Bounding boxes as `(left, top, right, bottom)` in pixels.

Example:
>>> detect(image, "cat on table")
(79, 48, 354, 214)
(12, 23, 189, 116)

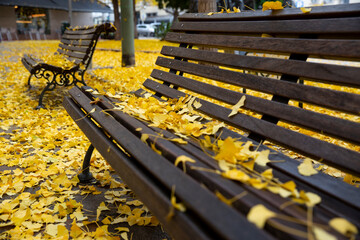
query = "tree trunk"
(198, 0, 217, 13)
(198, 0, 217, 66)
(112, 0, 121, 40)
(173, 8, 179, 23)
(133, 0, 138, 38)
(121, 0, 135, 67)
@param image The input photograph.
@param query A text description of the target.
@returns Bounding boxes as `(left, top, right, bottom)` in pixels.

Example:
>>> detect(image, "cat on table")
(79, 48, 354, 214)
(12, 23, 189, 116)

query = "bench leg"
(78, 144, 97, 184)
(27, 74, 33, 89)
(36, 81, 56, 109)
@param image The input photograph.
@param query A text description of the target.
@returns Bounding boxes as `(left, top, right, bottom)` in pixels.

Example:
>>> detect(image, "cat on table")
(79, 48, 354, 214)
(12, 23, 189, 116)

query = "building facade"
(0, 0, 111, 40)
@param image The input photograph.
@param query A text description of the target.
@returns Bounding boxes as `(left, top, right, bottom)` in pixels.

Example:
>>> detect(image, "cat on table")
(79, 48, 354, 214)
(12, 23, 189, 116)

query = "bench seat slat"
(165, 33, 360, 60)
(68, 87, 273, 240)
(64, 28, 98, 35)
(61, 34, 95, 40)
(161, 46, 360, 87)
(171, 17, 360, 34)
(60, 39, 92, 47)
(143, 79, 360, 177)
(62, 97, 213, 240)
(154, 59, 360, 114)
(149, 69, 360, 144)
(57, 48, 87, 60)
(58, 44, 89, 53)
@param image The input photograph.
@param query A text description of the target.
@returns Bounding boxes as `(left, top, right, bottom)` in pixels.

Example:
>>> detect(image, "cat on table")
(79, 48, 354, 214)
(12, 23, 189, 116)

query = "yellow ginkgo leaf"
(170, 186, 186, 212)
(222, 169, 250, 182)
(255, 150, 270, 167)
(174, 155, 196, 167)
(313, 227, 336, 240)
(175, 155, 196, 173)
(298, 159, 318, 176)
(329, 218, 358, 236)
(247, 204, 276, 228)
(233, 7, 241, 12)
(300, 7, 312, 13)
(228, 95, 246, 117)
(207, 12, 214, 15)
(305, 192, 321, 207)
(262, 1, 284, 11)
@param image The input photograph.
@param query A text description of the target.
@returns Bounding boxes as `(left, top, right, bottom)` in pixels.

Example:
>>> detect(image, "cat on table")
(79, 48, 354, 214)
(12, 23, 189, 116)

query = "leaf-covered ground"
(0, 39, 172, 240)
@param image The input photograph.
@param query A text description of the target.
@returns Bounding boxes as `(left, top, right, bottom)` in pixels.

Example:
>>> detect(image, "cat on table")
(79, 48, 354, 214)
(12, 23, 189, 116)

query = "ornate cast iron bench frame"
(22, 23, 115, 109)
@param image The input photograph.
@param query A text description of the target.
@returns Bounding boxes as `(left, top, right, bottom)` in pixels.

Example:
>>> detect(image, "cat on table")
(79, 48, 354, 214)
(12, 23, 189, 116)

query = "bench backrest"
(144, 4, 360, 177)
(57, 23, 115, 69)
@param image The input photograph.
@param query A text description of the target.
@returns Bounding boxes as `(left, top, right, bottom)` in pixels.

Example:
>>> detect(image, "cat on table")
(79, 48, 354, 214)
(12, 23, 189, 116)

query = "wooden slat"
(64, 28, 97, 35)
(155, 58, 360, 114)
(58, 43, 89, 53)
(164, 33, 360, 60)
(62, 97, 213, 240)
(150, 69, 360, 144)
(60, 39, 92, 46)
(57, 48, 87, 60)
(62, 33, 95, 40)
(178, 3, 360, 21)
(22, 54, 38, 67)
(143, 79, 360, 177)
(68, 87, 273, 240)
(161, 46, 360, 86)
(171, 17, 360, 34)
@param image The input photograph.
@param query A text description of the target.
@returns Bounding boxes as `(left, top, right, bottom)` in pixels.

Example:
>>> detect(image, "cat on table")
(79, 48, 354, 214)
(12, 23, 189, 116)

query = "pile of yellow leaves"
(41, 54, 78, 70)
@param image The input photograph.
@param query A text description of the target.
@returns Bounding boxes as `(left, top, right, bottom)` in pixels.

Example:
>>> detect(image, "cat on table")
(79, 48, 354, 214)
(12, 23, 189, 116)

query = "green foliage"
(154, 22, 171, 40)
(155, 0, 190, 11)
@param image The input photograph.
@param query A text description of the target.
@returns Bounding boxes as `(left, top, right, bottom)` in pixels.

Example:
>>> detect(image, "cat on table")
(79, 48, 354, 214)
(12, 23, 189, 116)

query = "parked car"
(136, 24, 155, 37)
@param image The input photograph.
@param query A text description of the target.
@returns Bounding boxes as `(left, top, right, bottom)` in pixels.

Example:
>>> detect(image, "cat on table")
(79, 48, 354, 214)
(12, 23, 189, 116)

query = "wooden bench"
(21, 23, 115, 109)
(63, 4, 360, 240)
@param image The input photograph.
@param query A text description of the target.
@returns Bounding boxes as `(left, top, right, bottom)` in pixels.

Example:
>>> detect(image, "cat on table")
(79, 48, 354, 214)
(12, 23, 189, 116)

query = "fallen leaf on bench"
(151, 143, 162, 155)
(329, 218, 358, 237)
(254, 149, 270, 167)
(222, 169, 250, 182)
(169, 138, 187, 144)
(175, 155, 196, 173)
(313, 227, 336, 240)
(135, 128, 142, 131)
(207, 12, 214, 15)
(112, 216, 127, 224)
(298, 159, 318, 176)
(247, 204, 276, 228)
(228, 95, 246, 117)
(170, 186, 186, 212)
(193, 100, 202, 109)
(115, 227, 129, 233)
(300, 7, 312, 13)
(140, 134, 148, 143)
(262, 1, 284, 11)
(75, 108, 96, 122)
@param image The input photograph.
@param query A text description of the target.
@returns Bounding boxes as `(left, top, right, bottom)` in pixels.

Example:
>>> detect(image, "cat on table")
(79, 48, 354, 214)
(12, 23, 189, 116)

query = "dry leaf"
(298, 159, 318, 176)
(300, 7, 312, 13)
(247, 204, 276, 228)
(262, 1, 284, 11)
(329, 218, 358, 236)
(228, 96, 246, 117)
